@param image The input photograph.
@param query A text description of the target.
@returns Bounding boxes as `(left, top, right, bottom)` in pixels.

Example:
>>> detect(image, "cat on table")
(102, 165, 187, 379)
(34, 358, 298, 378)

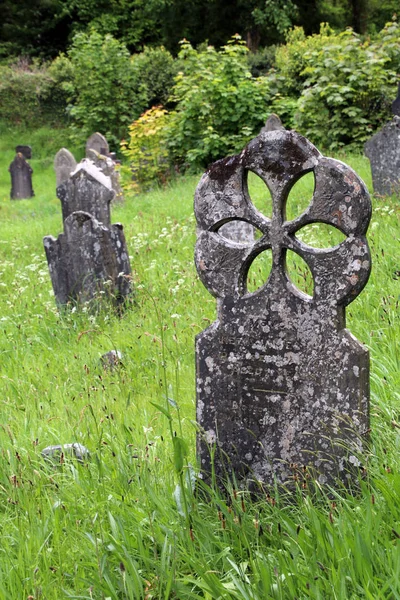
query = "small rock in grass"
(100, 350, 123, 371)
(41, 443, 90, 464)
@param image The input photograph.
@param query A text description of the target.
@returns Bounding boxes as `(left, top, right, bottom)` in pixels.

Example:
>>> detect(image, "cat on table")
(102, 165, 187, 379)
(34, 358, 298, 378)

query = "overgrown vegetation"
(0, 125, 399, 597)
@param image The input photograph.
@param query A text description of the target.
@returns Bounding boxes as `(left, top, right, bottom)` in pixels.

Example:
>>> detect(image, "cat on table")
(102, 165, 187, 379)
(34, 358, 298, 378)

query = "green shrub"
(121, 105, 171, 192)
(64, 31, 149, 146)
(131, 47, 177, 107)
(0, 61, 68, 127)
(295, 22, 399, 149)
(165, 36, 272, 169)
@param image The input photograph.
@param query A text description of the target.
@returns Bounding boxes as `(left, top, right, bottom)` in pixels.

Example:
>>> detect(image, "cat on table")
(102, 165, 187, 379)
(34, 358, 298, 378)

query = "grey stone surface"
(54, 148, 77, 187)
(364, 116, 400, 196)
(100, 350, 123, 370)
(57, 160, 114, 225)
(41, 443, 90, 463)
(86, 132, 109, 157)
(260, 113, 285, 134)
(87, 149, 124, 203)
(392, 83, 400, 117)
(195, 129, 371, 488)
(15, 145, 32, 159)
(44, 211, 131, 307)
(9, 153, 34, 199)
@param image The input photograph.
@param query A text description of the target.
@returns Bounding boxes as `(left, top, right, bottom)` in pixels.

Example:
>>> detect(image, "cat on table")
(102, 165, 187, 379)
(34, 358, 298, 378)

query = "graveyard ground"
(0, 125, 399, 599)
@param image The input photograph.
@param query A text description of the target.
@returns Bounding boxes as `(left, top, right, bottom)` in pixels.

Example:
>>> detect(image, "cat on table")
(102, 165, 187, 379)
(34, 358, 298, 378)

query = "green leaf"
(149, 401, 172, 420)
(172, 436, 188, 474)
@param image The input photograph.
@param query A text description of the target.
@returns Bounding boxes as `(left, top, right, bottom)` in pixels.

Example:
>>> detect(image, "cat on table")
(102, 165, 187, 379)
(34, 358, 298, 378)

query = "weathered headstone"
(15, 145, 32, 159)
(364, 116, 400, 196)
(87, 149, 124, 203)
(57, 160, 114, 225)
(54, 148, 77, 187)
(44, 211, 131, 307)
(9, 153, 34, 200)
(86, 132, 109, 157)
(195, 129, 371, 488)
(44, 160, 132, 308)
(392, 83, 400, 117)
(41, 443, 90, 464)
(260, 113, 285, 134)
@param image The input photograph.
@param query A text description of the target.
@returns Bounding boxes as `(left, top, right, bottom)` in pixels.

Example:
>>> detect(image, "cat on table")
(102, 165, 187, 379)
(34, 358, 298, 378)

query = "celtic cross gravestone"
(195, 129, 371, 487)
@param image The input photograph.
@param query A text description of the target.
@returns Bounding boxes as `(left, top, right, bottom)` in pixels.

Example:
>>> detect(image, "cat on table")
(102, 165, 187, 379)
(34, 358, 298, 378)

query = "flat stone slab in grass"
(195, 129, 371, 488)
(9, 153, 34, 199)
(44, 211, 132, 307)
(364, 116, 400, 196)
(54, 148, 77, 187)
(57, 160, 114, 225)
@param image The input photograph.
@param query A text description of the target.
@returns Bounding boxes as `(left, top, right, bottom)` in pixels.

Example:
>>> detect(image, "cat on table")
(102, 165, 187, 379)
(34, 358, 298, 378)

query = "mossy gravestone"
(9, 153, 34, 200)
(44, 161, 131, 308)
(195, 129, 371, 488)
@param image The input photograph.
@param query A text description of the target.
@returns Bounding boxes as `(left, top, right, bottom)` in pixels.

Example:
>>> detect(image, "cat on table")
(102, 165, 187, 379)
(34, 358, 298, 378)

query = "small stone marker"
(392, 83, 400, 117)
(54, 148, 77, 187)
(86, 132, 109, 157)
(195, 129, 371, 488)
(57, 159, 114, 225)
(44, 160, 132, 307)
(9, 153, 34, 200)
(100, 350, 123, 370)
(364, 115, 400, 196)
(260, 113, 285, 134)
(15, 145, 32, 159)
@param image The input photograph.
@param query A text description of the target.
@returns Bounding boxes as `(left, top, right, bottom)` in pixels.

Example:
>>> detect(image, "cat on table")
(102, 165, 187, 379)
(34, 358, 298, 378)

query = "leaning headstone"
(364, 116, 400, 196)
(87, 148, 124, 203)
(54, 148, 77, 187)
(260, 113, 285, 134)
(86, 132, 109, 157)
(15, 145, 32, 159)
(9, 153, 34, 200)
(57, 160, 114, 225)
(195, 129, 371, 488)
(44, 211, 131, 307)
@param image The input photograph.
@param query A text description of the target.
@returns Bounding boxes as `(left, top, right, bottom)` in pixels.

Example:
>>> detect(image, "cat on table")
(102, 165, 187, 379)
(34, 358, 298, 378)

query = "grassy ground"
(0, 125, 399, 599)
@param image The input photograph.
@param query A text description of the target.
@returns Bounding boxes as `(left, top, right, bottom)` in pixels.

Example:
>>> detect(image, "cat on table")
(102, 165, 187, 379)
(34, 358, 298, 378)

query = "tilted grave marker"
(195, 129, 371, 488)
(54, 148, 77, 188)
(364, 116, 400, 197)
(86, 132, 109, 157)
(57, 159, 113, 225)
(9, 153, 34, 200)
(87, 148, 124, 203)
(44, 161, 132, 307)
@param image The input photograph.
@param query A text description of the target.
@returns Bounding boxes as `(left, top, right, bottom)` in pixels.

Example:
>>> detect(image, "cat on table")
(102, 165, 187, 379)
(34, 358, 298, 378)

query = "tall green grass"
(0, 125, 399, 598)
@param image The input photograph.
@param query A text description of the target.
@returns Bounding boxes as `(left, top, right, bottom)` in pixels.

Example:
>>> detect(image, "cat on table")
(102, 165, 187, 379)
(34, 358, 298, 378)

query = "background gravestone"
(260, 113, 285, 134)
(87, 148, 124, 203)
(86, 132, 109, 157)
(392, 83, 400, 117)
(44, 211, 131, 307)
(195, 129, 371, 488)
(15, 145, 32, 159)
(57, 160, 114, 225)
(9, 153, 34, 200)
(54, 148, 77, 187)
(364, 116, 400, 196)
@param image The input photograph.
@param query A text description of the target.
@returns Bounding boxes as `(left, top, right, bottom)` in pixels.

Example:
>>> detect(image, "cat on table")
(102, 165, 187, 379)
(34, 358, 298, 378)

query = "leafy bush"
(64, 32, 149, 146)
(131, 47, 177, 107)
(121, 106, 171, 192)
(295, 22, 399, 149)
(0, 61, 68, 127)
(165, 36, 272, 169)
(247, 45, 277, 77)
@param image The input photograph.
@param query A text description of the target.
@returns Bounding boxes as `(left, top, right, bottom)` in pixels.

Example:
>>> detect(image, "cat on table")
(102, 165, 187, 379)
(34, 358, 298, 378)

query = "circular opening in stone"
(284, 249, 314, 298)
(295, 222, 347, 249)
(246, 249, 273, 293)
(246, 170, 273, 219)
(285, 171, 315, 222)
